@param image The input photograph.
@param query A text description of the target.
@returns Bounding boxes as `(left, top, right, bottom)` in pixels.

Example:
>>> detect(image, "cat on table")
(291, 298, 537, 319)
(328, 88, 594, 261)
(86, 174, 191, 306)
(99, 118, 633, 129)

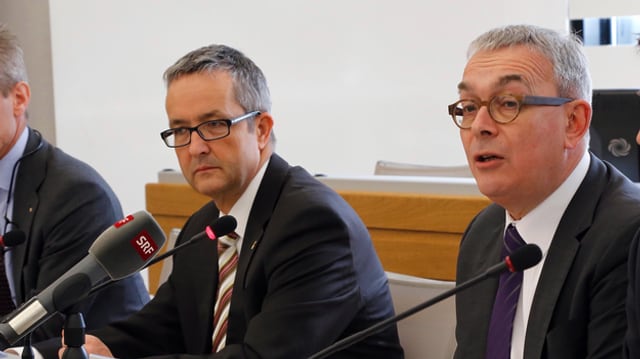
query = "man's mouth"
(476, 154, 502, 162)
(194, 165, 216, 173)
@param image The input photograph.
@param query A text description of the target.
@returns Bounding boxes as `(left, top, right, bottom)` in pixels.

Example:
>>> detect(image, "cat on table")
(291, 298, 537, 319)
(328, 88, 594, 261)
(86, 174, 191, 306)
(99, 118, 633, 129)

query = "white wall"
(39, 0, 573, 215)
(586, 46, 640, 89)
(570, 0, 640, 18)
(6, 2, 638, 216)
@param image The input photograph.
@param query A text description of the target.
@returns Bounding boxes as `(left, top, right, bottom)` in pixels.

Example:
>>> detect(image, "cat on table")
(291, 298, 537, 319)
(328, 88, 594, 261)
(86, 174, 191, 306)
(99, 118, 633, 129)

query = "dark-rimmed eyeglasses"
(447, 94, 573, 129)
(160, 111, 261, 148)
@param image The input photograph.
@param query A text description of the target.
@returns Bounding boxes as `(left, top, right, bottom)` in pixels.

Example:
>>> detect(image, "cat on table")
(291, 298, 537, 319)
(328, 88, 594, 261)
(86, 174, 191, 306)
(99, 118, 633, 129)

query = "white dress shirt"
(509, 151, 590, 359)
(219, 158, 270, 254)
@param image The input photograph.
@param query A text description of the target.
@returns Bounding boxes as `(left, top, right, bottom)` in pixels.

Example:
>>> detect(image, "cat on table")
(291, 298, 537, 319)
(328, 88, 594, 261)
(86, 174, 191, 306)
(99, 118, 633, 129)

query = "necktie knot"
(217, 232, 239, 255)
(504, 223, 526, 255)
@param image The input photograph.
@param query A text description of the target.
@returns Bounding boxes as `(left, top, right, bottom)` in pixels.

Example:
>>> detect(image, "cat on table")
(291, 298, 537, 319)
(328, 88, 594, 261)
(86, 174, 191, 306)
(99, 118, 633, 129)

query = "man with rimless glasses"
(66, 44, 402, 359)
(451, 24, 640, 359)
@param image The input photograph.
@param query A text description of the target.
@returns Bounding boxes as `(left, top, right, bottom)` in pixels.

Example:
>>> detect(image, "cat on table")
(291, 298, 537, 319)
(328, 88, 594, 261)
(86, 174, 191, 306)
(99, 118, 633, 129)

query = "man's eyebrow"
(196, 110, 226, 122)
(497, 74, 525, 87)
(168, 110, 227, 127)
(457, 74, 526, 93)
(168, 118, 189, 127)
(457, 81, 469, 92)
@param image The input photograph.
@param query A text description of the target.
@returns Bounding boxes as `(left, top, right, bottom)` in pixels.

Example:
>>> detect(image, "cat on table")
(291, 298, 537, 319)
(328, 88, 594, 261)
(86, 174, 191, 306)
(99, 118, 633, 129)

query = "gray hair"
(467, 24, 592, 102)
(163, 44, 271, 114)
(0, 23, 28, 96)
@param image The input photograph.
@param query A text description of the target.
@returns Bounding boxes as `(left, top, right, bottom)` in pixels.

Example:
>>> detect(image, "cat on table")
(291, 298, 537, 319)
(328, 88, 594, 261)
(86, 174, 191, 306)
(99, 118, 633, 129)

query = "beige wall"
(0, 0, 56, 143)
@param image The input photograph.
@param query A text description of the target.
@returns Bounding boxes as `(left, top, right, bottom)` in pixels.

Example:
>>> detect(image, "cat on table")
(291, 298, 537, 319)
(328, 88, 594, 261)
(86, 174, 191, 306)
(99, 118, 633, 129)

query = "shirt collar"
(220, 158, 270, 252)
(505, 150, 590, 256)
(0, 127, 29, 191)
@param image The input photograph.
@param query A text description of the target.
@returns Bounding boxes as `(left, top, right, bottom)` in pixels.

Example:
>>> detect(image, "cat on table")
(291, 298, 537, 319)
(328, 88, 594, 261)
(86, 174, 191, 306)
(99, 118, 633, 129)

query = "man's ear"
(565, 99, 591, 149)
(11, 81, 31, 118)
(254, 112, 274, 150)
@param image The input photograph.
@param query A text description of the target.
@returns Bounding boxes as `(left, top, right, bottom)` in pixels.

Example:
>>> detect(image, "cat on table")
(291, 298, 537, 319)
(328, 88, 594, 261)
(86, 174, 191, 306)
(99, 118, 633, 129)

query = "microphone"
(0, 210, 166, 347)
(308, 243, 543, 359)
(87, 215, 238, 296)
(0, 230, 26, 248)
(144, 215, 237, 268)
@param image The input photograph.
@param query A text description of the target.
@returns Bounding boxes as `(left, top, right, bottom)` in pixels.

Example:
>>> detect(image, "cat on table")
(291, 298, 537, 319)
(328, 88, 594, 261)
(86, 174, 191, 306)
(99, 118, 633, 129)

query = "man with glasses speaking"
(70, 44, 403, 359)
(450, 24, 640, 358)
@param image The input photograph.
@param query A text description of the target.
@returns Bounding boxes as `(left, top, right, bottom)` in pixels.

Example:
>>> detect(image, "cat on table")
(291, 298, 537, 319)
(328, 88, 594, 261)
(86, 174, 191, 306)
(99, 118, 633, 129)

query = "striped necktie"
(212, 232, 239, 352)
(485, 223, 526, 359)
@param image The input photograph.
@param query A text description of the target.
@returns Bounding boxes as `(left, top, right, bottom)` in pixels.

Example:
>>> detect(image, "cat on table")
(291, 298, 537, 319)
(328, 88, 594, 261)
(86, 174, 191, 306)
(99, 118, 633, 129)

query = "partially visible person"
(63, 44, 402, 358)
(0, 23, 149, 358)
(623, 31, 640, 359)
(450, 24, 640, 358)
(623, 128, 640, 359)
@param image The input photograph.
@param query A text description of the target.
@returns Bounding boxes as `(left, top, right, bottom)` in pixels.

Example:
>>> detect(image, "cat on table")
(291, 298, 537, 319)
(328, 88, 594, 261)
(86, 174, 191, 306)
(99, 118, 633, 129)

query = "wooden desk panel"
(145, 183, 490, 293)
(145, 183, 210, 293)
(339, 191, 490, 280)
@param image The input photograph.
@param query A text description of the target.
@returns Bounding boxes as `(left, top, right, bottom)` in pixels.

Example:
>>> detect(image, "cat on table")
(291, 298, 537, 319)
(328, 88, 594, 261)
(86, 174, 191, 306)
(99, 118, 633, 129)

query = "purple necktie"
(485, 223, 526, 359)
(0, 248, 15, 316)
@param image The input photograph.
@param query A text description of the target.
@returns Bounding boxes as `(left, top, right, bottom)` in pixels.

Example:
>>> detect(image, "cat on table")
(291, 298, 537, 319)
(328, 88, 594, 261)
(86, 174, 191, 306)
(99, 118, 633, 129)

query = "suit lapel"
(192, 238, 219, 352)
(176, 202, 220, 352)
(9, 129, 46, 303)
(236, 154, 289, 287)
(524, 154, 605, 358)
(524, 225, 581, 358)
(226, 154, 289, 344)
(466, 210, 505, 355)
(481, 221, 505, 299)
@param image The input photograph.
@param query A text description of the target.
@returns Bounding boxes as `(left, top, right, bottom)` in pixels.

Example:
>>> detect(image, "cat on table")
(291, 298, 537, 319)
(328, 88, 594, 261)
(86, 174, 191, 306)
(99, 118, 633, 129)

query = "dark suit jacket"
(93, 154, 403, 359)
(455, 153, 640, 359)
(625, 228, 640, 358)
(7, 128, 149, 357)
(624, 216, 640, 356)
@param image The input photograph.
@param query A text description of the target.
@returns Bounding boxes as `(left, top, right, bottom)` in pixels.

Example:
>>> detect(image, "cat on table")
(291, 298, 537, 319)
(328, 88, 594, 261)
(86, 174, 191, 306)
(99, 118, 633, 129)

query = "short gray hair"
(467, 24, 592, 102)
(163, 44, 271, 114)
(0, 23, 28, 96)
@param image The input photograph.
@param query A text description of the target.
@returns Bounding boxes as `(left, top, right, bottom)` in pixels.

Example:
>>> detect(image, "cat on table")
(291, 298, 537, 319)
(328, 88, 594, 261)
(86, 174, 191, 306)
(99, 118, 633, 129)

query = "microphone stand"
(55, 275, 90, 359)
(308, 267, 494, 359)
(61, 313, 88, 359)
(20, 333, 33, 359)
(309, 243, 543, 359)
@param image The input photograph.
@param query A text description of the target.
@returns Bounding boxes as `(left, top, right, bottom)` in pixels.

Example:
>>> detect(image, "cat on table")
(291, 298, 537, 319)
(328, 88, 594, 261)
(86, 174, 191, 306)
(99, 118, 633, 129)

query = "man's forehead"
(460, 47, 552, 92)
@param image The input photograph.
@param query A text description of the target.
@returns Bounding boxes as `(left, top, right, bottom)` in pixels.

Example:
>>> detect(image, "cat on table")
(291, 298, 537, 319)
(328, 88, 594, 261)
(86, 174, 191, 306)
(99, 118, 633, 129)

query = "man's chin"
(194, 183, 223, 197)
(189, 175, 222, 195)
(475, 179, 508, 201)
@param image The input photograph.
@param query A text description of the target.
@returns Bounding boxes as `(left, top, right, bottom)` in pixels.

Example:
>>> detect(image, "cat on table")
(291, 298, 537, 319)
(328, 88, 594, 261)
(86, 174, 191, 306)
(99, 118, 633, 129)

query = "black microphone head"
(2, 230, 26, 247)
(211, 215, 237, 238)
(508, 243, 543, 272)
